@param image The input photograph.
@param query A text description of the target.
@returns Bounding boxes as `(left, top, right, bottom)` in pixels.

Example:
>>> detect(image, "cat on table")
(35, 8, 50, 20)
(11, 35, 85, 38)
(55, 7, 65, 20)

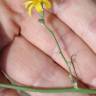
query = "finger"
(0, 36, 89, 96)
(3, 0, 25, 14)
(0, 70, 19, 96)
(0, 89, 20, 96)
(18, 11, 96, 88)
(0, 36, 71, 87)
(46, 14, 96, 88)
(53, 0, 96, 53)
(0, 0, 19, 50)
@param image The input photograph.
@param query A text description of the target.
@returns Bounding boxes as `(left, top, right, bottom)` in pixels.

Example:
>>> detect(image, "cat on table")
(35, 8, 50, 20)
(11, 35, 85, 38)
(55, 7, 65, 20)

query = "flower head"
(24, 0, 52, 16)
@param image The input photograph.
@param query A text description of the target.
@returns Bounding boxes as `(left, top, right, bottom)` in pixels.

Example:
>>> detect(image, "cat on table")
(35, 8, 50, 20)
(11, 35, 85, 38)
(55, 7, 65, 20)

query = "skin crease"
(0, 0, 96, 96)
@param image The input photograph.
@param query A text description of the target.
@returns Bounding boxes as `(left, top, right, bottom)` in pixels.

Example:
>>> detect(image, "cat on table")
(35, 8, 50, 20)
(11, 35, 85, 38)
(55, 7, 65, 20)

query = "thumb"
(53, 0, 96, 53)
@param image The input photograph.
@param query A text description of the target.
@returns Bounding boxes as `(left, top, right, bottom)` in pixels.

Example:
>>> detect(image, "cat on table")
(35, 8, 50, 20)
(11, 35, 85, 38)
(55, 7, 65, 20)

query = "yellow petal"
(44, 0, 52, 9)
(35, 3, 43, 13)
(27, 4, 34, 16)
(24, 0, 33, 8)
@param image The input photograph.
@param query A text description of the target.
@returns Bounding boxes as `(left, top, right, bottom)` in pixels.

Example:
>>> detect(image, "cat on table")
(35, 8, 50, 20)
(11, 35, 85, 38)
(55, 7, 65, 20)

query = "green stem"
(42, 21, 77, 87)
(0, 83, 96, 94)
(39, 8, 77, 87)
(39, 5, 78, 88)
(43, 23, 71, 71)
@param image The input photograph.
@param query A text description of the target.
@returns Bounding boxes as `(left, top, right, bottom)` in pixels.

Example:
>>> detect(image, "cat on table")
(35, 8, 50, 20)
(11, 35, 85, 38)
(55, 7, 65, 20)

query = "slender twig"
(39, 10, 78, 88)
(0, 83, 96, 94)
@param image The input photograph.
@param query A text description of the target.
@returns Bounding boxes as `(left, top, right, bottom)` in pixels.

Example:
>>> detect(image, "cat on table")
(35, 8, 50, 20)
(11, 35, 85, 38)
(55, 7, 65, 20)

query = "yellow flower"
(24, 0, 52, 16)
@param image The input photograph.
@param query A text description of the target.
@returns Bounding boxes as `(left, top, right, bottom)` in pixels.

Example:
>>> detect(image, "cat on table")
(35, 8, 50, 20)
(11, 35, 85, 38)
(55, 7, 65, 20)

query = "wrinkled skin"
(0, 0, 96, 96)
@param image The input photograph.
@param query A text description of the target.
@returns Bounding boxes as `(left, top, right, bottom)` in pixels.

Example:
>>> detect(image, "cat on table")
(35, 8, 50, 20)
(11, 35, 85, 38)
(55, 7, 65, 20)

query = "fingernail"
(91, 78, 96, 87)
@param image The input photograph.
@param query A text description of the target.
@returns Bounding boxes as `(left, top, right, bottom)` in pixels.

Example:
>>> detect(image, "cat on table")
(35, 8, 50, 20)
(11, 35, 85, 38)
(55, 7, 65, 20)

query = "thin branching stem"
(39, 13, 77, 88)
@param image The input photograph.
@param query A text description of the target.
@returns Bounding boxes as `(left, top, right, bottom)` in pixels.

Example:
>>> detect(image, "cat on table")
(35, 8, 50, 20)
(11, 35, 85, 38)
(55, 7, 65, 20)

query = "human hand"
(0, 0, 96, 96)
